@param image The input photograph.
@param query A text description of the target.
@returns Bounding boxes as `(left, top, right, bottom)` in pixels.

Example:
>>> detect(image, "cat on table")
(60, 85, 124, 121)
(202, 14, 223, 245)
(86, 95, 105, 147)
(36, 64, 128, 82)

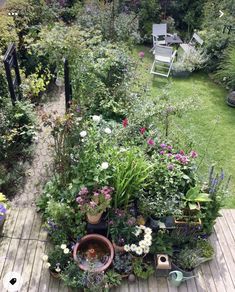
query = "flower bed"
(38, 110, 229, 291)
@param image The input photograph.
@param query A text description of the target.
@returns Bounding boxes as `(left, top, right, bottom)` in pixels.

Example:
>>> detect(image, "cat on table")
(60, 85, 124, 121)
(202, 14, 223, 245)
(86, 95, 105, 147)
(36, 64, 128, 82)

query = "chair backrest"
(190, 33, 203, 46)
(154, 45, 173, 58)
(152, 23, 167, 37)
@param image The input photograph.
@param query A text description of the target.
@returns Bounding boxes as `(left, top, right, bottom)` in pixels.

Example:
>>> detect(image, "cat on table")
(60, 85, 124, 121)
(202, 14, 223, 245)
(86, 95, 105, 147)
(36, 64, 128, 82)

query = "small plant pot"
(49, 269, 61, 279)
(171, 262, 194, 277)
(86, 212, 103, 224)
(174, 217, 201, 227)
(112, 241, 125, 253)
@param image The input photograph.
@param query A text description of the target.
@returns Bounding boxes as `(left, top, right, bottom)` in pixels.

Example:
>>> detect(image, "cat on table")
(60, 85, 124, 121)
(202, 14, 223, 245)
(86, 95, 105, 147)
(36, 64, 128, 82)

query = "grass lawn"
(133, 45, 235, 207)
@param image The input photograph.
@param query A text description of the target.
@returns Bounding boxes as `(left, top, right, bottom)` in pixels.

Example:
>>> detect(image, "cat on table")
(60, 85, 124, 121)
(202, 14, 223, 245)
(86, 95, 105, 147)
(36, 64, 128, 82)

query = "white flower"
(42, 255, 48, 262)
(101, 162, 109, 170)
(143, 246, 150, 254)
(80, 131, 87, 138)
(144, 234, 152, 241)
(92, 115, 101, 123)
(139, 240, 146, 249)
(60, 244, 67, 250)
(55, 267, 61, 273)
(130, 244, 137, 252)
(104, 127, 112, 134)
(135, 247, 143, 255)
(124, 245, 130, 252)
(63, 248, 70, 254)
(144, 239, 152, 247)
(145, 227, 152, 235)
(45, 262, 51, 268)
(139, 225, 146, 230)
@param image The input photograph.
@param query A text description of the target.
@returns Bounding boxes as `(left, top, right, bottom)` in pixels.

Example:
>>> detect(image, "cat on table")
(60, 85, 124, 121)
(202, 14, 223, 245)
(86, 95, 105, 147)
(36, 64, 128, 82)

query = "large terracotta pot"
(73, 234, 114, 273)
(86, 212, 103, 224)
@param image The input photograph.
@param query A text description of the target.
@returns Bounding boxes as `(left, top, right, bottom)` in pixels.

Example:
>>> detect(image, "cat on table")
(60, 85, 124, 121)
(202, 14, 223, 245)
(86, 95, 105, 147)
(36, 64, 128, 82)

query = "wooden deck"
(0, 209, 235, 292)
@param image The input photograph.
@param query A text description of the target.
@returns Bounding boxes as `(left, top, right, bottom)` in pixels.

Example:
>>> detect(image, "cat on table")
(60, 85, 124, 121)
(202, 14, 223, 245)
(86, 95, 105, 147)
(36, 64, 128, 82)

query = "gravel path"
(11, 88, 65, 207)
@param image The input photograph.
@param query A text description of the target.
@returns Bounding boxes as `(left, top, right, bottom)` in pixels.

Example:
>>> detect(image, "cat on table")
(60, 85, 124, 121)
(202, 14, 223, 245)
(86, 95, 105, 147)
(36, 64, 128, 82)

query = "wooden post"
(64, 58, 72, 111)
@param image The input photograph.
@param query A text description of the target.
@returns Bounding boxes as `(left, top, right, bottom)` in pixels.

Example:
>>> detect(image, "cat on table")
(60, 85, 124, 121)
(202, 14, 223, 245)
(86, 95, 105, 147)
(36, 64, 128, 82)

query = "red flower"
(140, 127, 146, 135)
(122, 118, 128, 128)
(147, 138, 155, 146)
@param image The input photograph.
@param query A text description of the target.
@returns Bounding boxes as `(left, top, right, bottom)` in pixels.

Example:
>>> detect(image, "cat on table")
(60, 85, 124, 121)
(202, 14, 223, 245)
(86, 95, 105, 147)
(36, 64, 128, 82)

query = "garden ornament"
(168, 271, 197, 287)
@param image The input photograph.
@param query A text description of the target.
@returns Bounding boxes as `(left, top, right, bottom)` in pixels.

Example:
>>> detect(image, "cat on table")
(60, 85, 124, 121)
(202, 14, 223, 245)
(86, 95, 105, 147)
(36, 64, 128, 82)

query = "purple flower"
(175, 154, 181, 161)
(179, 150, 185, 155)
(167, 153, 172, 157)
(105, 193, 111, 200)
(76, 106, 81, 113)
(93, 192, 99, 197)
(76, 196, 83, 204)
(160, 143, 166, 149)
(190, 151, 198, 158)
(0, 204, 6, 221)
(127, 217, 136, 226)
(167, 164, 174, 171)
(159, 150, 165, 155)
(139, 51, 145, 58)
(109, 220, 114, 225)
(147, 138, 155, 146)
(167, 145, 173, 151)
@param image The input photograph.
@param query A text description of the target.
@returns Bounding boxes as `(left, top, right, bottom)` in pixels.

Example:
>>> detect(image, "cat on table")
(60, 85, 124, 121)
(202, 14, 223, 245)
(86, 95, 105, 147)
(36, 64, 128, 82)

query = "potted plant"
(104, 270, 122, 289)
(0, 193, 8, 234)
(109, 209, 136, 252)
(173, 48, 207, 77)
(132, 257, 154, 280)
(76, 186, 113, 224)
(42, 244, 72, 278)
(174, 186, 211, 226)
(113, 252, 133, 278)
(73, 234, 114, 273)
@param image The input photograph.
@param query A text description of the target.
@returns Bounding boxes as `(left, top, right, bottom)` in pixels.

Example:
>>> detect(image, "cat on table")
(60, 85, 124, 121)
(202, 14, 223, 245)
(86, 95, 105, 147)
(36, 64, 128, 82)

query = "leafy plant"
(111, 147, 151, 209)
(113, 252, 133, 275)
(61, 262, 86, 289)
(183, 186, 211, 210)
(104, 269, 122, 289)
(216, 46, 235, 90)
(173, 247, 199, 271)
(132, 258, 154, 280)
(46, 244, 72, 273)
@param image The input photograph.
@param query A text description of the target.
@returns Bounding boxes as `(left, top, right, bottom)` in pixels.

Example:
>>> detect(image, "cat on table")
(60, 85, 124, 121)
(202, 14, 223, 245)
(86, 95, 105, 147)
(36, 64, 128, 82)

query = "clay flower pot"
(73, 234, 114, 273)
(112, 241, 125, 253)
(86, 212, 103, 224)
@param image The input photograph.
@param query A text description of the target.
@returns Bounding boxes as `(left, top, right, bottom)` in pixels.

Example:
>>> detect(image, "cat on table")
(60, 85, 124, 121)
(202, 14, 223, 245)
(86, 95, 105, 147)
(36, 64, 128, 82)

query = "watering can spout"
(168, 271, 197, 287)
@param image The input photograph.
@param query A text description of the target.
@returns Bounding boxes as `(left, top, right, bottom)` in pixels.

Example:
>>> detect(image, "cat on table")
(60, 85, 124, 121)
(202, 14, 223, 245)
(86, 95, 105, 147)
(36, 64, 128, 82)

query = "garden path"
(11, 87, 65, 208)
(0, 209, 235, 291)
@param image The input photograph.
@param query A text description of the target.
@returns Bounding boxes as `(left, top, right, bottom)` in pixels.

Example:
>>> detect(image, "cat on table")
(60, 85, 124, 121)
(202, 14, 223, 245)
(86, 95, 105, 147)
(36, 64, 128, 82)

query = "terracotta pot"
(49, 269, 61, 279)
(86, 212, 103, 224)
(112, 241, 125, 253)
(73, 234, 114, 273)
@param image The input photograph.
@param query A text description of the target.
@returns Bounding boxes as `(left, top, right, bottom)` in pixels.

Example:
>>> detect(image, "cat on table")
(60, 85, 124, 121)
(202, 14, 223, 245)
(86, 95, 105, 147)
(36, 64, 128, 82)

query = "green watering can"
(168, 271, 197, 287)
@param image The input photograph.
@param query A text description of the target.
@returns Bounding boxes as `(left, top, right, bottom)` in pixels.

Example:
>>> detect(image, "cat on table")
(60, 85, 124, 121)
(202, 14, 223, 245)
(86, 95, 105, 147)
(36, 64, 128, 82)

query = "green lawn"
(133, 45, 235, 207)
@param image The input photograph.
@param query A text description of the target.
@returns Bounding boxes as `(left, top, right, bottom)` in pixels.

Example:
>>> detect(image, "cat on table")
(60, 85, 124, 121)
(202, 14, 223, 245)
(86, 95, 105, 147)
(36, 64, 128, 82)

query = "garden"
(0, 0, 235, 291)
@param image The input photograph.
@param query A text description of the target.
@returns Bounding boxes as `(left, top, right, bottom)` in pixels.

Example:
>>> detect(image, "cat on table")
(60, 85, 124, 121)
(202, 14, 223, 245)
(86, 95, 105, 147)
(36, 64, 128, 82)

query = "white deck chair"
(151, 24, 172, 50)
(180, 33, 203, 54)
(150, 45, 177, 78)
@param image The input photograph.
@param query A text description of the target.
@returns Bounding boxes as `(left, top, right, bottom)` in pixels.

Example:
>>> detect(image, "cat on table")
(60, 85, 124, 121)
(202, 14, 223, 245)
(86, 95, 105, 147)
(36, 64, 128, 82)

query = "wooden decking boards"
(0, 208, 234, 292)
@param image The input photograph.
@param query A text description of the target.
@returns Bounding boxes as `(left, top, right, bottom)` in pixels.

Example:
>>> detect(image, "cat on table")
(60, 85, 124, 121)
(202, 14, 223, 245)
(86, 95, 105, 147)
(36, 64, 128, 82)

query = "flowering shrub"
(124, 225, 153, 256)
(76, 186, 113, 215)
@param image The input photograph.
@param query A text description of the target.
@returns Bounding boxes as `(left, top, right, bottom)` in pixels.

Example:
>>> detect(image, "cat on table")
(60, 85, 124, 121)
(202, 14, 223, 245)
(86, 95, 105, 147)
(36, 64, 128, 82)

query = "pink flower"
(139, 51, 145, 58)
(160, 143, 166, 149)
(147, 138, 155, 146)
(122, 118, 128, 128)
(160, 150, 165, 155)
(179, 150, 185, 155)
(167, 145, 172, 151)
(105, 194, 111, 200)
(93, 192, 99, 197)
(167, 153, 172, 157)
(76, 196, 83, 205)
(90, 201, 97, 208)
(190, 150, 198, 158)
(140, 127, 146, 135)
(167, 164, 174, 171)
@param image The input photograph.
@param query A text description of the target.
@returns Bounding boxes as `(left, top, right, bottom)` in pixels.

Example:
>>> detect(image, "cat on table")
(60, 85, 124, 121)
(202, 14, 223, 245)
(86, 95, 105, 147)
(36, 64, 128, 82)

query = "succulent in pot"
(76, 186, 113, 224)
(113, 252, 133, 277)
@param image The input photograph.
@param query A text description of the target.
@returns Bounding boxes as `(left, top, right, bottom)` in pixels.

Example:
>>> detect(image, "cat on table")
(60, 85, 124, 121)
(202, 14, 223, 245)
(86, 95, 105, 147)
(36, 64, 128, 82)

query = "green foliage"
(61, 262, 86, 289)
(0, 14, 18, 50)
(47, 245, 72, 272)
(216, 46, 235, 90)
(104, 269, 122, 288)
(111, 147, 151, 209)
(150, 230, 173, 256)
(113, 252, 133, 275)
(174, 246, 199, 271)
(132, 258, 154, 280)
(183, 186, 211, 210)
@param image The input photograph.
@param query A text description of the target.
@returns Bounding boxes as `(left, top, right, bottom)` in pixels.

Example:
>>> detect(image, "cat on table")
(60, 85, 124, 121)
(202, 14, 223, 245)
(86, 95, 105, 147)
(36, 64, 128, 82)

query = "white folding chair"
(180, 33, 203, 54)
(151, 23, 173, 51)
(150, 45, 177, 78)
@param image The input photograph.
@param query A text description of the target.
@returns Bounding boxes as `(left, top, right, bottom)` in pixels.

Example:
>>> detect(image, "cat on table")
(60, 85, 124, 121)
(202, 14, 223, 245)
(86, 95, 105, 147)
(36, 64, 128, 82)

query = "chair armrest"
(167, 33, 173, 37)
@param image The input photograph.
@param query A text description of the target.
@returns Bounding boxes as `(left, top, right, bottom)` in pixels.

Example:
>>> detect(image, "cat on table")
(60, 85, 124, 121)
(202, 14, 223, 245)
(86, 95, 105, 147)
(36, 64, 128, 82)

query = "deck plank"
(148, 275, 159, 292)
(157, 277, 169, 292)
(194, 267, 208, 292)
